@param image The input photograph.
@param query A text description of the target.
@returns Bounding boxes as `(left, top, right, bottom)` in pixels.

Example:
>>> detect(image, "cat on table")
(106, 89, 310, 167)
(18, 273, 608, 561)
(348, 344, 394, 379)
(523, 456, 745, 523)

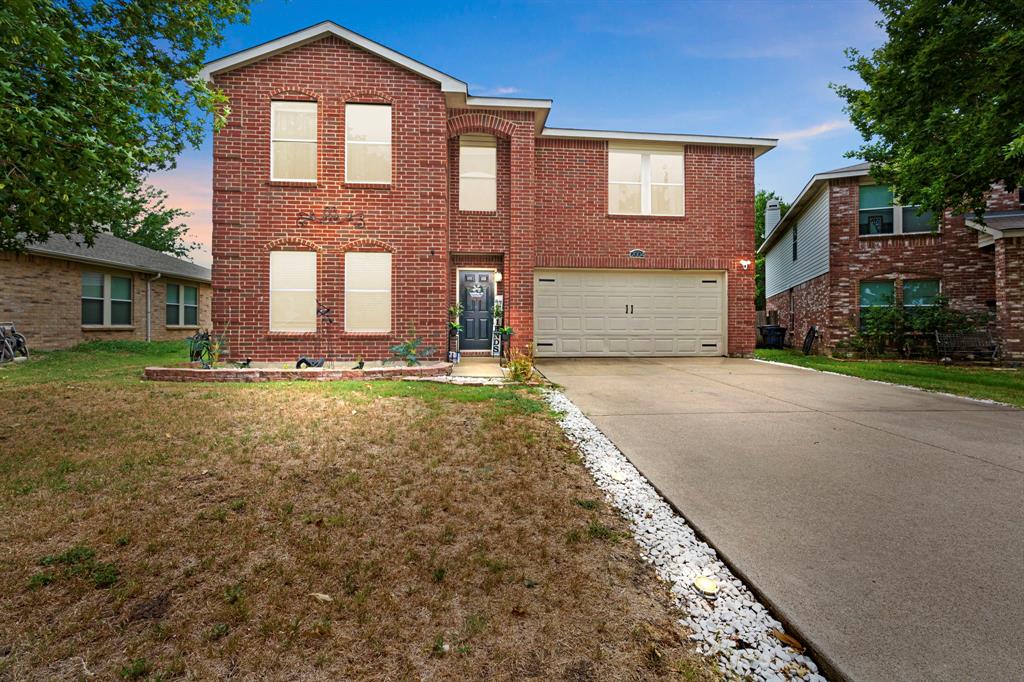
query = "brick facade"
(0, 252, 212, 350)
(767, 179, 1024, 359)
(210, 33, 761, 360)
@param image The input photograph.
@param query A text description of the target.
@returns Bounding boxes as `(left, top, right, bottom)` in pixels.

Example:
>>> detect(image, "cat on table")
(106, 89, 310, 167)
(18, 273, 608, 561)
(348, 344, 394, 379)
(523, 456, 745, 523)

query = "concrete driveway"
(538, 357, 1024, 682)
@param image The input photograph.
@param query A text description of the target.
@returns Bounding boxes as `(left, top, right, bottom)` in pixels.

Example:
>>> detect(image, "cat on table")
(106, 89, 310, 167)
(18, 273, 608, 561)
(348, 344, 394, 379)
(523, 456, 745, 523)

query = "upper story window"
(269, 251, 316, 332)
(345, 104, 391, 184)
(858, 184, 934, 235)
(792, 225, 798, 261)
(608, 147, 684, 216)
(459, 134, 497, 212)
(166, 283, 199, 327)
(82, 272, 132, 326)
(270, 101, 317, 182)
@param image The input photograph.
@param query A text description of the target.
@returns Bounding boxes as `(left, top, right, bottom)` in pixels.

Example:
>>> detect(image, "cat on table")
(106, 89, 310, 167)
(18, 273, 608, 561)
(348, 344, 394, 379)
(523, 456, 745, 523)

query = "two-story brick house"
(760, 161, 1024, 359)
(199, 22, 776, 362)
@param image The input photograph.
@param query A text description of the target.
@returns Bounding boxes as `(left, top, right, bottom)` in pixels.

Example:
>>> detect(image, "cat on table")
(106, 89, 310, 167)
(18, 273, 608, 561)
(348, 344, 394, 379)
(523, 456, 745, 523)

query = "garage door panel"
(534, 269, 726, 357)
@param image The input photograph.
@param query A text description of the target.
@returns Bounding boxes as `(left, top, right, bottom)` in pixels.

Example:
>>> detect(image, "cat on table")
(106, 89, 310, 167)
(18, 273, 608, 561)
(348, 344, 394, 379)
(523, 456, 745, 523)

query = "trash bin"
(758, 325, 787, 349)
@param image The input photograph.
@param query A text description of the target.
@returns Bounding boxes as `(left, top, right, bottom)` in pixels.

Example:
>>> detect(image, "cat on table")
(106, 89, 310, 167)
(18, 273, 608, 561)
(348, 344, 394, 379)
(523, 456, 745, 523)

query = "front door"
(459, 270, 494, 350)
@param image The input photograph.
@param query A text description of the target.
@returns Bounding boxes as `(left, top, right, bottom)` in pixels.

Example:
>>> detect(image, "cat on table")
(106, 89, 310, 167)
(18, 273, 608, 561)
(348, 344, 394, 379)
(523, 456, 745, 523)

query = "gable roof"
(758, 161, 872, 254)
(199, 21, 469, 93)
(200, 21, 776, 155)
(26, 233, 211, 282)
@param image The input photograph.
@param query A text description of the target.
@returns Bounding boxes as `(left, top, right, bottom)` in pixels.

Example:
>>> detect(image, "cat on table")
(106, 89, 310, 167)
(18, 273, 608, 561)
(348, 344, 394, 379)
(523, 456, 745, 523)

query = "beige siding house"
(1, 234, 212, 350)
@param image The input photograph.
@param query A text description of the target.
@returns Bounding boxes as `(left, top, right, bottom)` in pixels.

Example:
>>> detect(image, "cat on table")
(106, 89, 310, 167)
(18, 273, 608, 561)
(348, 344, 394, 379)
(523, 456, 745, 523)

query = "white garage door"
(534, 269, 726, 357)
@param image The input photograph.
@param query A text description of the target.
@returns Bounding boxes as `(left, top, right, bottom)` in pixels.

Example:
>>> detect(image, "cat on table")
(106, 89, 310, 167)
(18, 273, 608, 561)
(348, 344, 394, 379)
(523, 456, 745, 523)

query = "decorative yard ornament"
(296, 206, 366, 228)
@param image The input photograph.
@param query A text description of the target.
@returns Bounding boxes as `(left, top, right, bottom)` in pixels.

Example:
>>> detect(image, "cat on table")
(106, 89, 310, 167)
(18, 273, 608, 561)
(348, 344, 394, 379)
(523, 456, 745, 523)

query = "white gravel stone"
(545, 389, 827, 681)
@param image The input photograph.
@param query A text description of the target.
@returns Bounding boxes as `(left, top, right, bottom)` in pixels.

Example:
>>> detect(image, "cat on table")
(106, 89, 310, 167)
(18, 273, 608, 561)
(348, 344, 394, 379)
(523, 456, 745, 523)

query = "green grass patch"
(755, 349, 1024, 408)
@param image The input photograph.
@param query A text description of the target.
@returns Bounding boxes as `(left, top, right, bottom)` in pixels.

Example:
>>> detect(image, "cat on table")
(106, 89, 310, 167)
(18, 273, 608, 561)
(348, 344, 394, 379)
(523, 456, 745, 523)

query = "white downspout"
(147, 273, 161, 342)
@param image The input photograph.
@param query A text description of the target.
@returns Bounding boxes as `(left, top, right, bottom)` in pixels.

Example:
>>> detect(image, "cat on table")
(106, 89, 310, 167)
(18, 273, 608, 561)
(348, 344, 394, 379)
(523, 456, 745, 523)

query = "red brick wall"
(211, 36, 450, 362)
(0, 252, 212, 350)
(212, 37, 760, 359)
(826, 177, 996, 347)
(994, 237, 1024, 359)
(533, 140, 756, 355)
(765, 272, 830, 350)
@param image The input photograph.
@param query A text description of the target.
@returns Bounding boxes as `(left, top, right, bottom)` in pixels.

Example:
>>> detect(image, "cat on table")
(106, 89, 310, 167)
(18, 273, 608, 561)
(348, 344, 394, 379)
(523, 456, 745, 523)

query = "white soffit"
(542, 128, 778, 158)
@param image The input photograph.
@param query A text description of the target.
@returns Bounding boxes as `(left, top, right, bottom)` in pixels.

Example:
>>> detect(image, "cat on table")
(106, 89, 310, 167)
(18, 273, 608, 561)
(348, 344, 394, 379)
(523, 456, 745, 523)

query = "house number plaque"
(296, 206, 366, 229)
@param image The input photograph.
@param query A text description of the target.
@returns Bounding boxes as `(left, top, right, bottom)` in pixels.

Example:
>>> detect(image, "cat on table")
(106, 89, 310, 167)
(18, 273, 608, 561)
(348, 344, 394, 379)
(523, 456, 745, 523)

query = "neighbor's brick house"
(0, 233, 212, 350)
(761, 162, 1024, 359)
(200, 22, 776, 362)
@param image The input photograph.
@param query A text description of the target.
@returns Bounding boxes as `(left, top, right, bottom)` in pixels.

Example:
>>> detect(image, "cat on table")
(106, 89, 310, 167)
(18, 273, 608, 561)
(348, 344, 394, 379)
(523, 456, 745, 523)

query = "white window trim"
(345, 252, 392, 333)
(858, 184, 936, 236)
(269, 252, 317, 333)
(82, 272, 133, 327)
(270, 101, 317, 183)
(608, 147, 685, 217)
(166, 283, 200, 328)
(344, 103, 392, 185)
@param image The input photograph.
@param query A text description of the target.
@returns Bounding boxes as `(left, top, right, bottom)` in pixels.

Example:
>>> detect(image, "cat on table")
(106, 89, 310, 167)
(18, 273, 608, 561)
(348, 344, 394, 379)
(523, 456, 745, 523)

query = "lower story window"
(345, 252, 391, 332)
(858, 280, 894, 330)
(270, 251, 317, 332)
(903, 279, 939, 308)
(82, 272, 132, 326)
(166, 283, 199, 326)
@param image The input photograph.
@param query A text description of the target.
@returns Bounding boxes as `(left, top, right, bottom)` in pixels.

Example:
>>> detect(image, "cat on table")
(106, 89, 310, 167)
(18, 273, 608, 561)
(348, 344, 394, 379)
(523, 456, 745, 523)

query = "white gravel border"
(546, 389, 827, 682)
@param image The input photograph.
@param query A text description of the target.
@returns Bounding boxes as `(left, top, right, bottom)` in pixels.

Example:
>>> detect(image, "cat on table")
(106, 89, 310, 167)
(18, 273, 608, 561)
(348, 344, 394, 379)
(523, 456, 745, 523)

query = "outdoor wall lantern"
(739, 259, 752, 270)
(494, 272, 503, 283)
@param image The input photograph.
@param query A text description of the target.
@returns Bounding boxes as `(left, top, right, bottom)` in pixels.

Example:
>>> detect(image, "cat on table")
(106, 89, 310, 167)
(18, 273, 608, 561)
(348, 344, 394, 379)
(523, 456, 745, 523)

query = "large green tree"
(0, 0, 249, 254)
(833, 0, 1024, 220)
(754, 189, 789, 311)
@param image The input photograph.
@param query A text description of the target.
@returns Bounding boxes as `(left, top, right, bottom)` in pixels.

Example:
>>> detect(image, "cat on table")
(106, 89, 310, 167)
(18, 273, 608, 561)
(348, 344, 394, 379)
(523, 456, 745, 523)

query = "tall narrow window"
(82, 272, 105, 325)
(792, 225, 799, 261)
(608, 147, 683, 216)
(345, 104, 391, 184)
(270, 251, 316, 332)
(166, 284, 199, 326)
(345, 252, 391, 332)
(459, 134, 497, 211)
(82, 272, 132, 326)
(271, 101, 317, 182)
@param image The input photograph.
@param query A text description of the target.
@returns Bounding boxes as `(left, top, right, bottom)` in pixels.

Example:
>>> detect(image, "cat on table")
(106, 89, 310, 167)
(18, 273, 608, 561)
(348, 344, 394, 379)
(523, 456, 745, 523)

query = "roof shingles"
(25, 234, 211, 282)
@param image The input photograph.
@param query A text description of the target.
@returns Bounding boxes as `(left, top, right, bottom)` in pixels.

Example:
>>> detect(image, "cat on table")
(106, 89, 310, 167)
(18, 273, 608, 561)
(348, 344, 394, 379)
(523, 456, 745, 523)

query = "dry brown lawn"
(0, 342, 718, 680)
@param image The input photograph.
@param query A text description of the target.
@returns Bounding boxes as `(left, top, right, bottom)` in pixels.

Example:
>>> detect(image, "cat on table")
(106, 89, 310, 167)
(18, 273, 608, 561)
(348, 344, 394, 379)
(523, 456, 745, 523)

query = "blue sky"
(154, 0, 886, 265)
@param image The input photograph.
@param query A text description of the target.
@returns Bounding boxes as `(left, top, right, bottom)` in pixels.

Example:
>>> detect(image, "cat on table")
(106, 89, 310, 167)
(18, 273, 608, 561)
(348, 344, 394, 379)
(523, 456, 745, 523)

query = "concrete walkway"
(538, 357, 1024, 682)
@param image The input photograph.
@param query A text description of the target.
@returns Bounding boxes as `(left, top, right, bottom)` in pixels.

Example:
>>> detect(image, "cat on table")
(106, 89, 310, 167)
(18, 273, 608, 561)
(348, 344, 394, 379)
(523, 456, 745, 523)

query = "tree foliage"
(833, 0, 1024, 220)
(0, 0, 249, 253)
(754, 189, 790, 310)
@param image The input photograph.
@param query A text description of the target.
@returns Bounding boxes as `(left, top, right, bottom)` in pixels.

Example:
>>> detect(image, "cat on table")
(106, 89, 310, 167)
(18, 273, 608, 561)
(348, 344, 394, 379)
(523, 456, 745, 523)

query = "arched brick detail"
(343, 90, 393, 104)
(447, 113, 516, 140)
(339, 237, 395, 253)
(264, 236, 322, 251)
(267, 87, 320, 102)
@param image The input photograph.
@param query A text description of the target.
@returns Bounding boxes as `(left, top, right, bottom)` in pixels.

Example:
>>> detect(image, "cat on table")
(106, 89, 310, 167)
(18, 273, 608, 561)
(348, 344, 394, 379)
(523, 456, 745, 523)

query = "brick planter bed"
(144, 362, 452, 383)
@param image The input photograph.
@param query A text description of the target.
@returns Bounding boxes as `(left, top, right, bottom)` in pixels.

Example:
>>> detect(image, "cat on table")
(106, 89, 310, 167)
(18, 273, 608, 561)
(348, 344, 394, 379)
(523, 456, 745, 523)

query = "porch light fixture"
(739, 259, 752, 270)
(494, 272, 503, 283)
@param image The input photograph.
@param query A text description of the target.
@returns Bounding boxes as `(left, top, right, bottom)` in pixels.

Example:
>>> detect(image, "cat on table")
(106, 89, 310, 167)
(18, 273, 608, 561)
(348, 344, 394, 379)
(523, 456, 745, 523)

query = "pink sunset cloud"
(148, 157, 214, 267)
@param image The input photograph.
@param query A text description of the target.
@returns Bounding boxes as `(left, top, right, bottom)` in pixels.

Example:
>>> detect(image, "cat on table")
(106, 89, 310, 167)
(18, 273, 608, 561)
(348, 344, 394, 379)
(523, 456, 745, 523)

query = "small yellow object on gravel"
(693, 576, 719, 598)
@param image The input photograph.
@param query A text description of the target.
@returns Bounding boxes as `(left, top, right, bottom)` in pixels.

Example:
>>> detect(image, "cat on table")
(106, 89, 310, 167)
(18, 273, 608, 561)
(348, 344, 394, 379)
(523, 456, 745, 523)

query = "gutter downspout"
(146, 273, 162, 342)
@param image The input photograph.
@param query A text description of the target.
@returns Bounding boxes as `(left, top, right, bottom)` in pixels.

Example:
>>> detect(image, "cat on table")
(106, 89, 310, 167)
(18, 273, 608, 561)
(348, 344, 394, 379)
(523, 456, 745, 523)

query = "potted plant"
(448, 304, 464, 336)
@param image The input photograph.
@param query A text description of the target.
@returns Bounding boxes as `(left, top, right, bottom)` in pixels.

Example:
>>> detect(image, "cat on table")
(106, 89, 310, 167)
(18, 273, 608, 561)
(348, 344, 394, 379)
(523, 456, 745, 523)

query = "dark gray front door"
(459, 270, 494, 350)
